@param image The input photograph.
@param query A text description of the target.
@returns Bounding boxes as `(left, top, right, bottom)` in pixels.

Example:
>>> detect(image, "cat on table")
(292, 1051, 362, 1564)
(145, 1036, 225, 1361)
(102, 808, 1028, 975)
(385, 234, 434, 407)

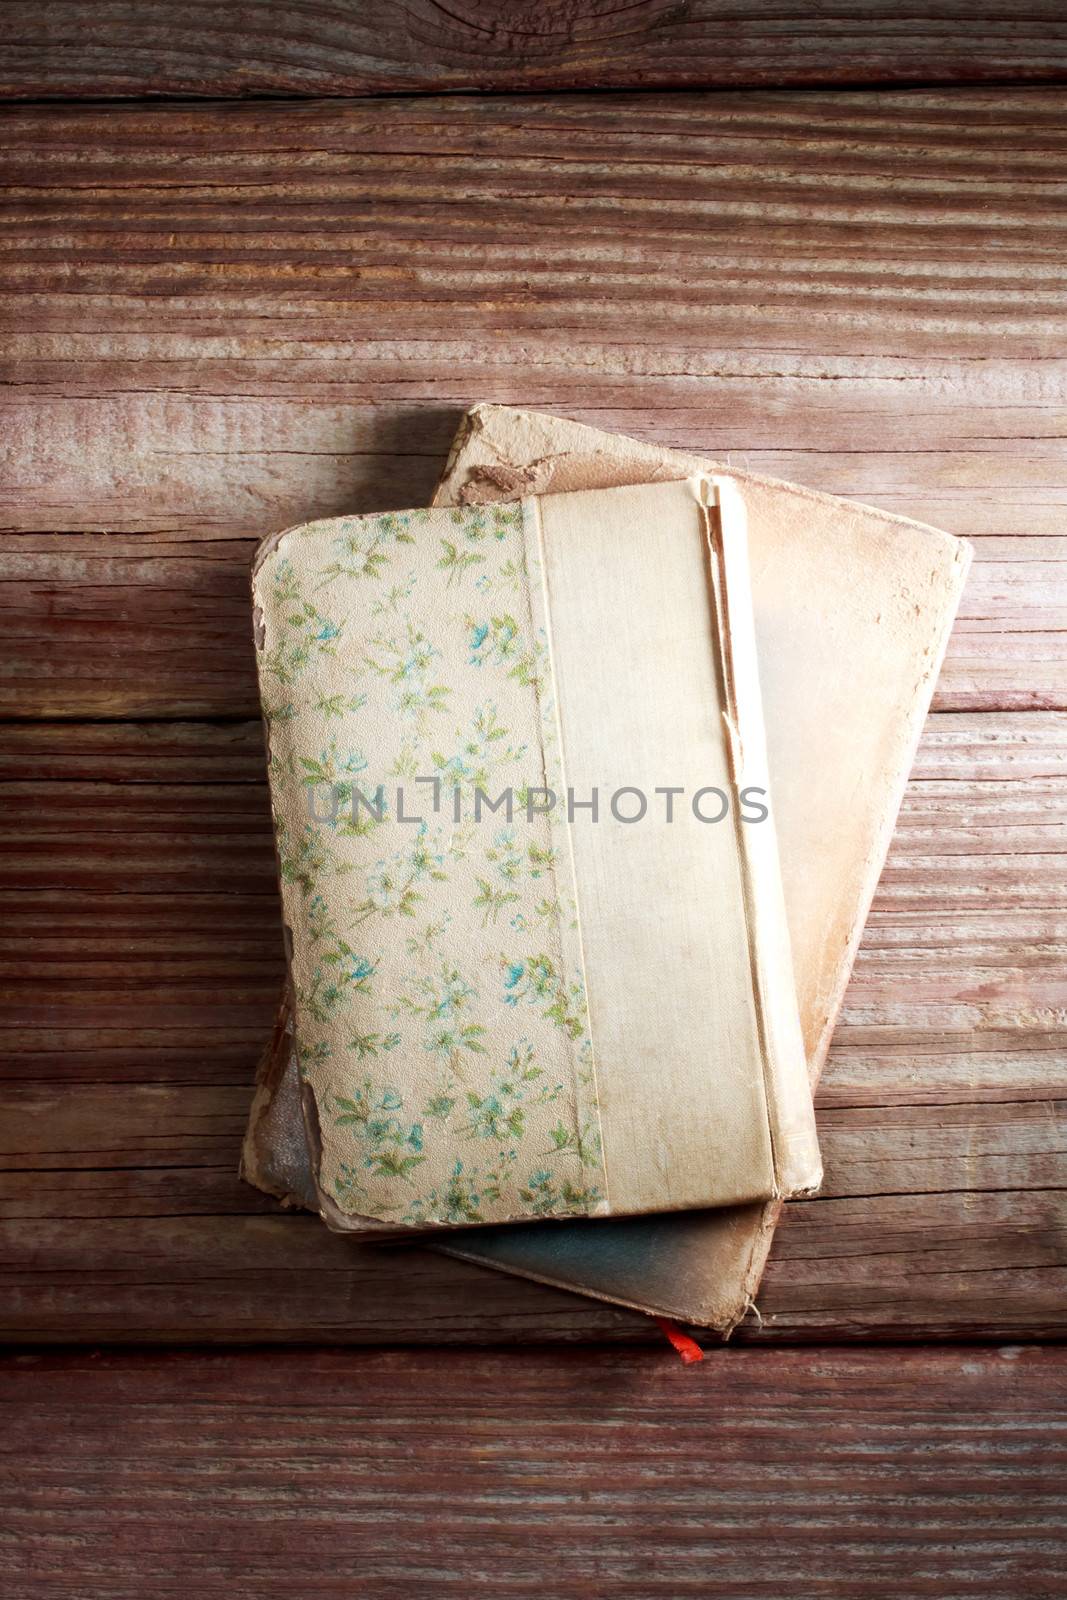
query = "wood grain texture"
(2, 1345, 1065, 1599)
(2, 92, 1065, 717)
(2, 2, 1067, 100)
(1, 713, 1062, 1343)
(0, 88, 1063, 1344)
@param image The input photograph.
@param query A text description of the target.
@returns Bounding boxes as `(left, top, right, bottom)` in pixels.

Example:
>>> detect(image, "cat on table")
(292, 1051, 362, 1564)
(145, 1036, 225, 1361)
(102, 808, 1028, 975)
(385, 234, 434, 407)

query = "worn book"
(251, 474, 821, 1232)
(243, 406, 971, 1322)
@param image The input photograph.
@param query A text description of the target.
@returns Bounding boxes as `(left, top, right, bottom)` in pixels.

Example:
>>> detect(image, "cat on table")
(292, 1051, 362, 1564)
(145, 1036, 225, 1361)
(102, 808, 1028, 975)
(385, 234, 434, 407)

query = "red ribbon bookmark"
(654, 1317, 705, 1364)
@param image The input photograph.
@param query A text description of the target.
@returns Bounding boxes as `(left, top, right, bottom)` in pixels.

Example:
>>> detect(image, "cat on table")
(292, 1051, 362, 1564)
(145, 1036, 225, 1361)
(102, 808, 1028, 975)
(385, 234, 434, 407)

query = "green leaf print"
(260, 500, 605, 1226)
(438, 540, 483, 585)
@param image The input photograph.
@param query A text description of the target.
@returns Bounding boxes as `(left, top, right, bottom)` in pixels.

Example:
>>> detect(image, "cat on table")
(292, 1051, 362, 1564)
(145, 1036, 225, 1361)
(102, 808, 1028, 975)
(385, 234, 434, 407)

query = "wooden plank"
(1, 1110, 1064, 1343)
(5, 1094, 1064, 1211)
(0, 90, 1062, 1346)
(2, 2, 1067, 99)
(0, 1212, 651, 1345)
(1, 525, 1062, 718)
(2, 93, 1066, 714)
(2, 1346, 1065, 1599)
(0, 711, 1062, 1342)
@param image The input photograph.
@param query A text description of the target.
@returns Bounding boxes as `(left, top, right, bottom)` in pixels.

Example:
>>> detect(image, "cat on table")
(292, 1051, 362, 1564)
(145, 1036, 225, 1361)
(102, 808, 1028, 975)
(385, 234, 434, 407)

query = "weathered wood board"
(3, 1346, 1066, 1599)
(1, 712, 1063, 1342)
(2, 2, 1067, 98)
(0, 90, 1064, 1343)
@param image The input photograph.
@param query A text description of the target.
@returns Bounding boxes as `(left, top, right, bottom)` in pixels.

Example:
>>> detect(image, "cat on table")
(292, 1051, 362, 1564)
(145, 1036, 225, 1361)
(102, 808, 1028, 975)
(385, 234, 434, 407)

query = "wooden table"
(1, 7, 1065, 1594)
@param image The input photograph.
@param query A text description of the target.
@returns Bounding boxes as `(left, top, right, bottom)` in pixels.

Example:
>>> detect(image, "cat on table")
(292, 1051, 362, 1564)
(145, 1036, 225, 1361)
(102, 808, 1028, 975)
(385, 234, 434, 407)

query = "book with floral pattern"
(251, 475, 821, 1232)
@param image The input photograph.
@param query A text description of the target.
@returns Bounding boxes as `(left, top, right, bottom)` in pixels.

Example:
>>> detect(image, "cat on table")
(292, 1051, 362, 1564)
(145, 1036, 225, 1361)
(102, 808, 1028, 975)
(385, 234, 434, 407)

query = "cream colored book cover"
(243, 406, 970, 1322)
(251, 476, 820, 1233)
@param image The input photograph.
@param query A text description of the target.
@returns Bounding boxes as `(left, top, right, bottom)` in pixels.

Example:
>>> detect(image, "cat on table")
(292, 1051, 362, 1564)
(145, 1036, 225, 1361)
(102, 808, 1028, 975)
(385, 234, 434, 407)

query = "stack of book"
(242, 405, 971, 1333)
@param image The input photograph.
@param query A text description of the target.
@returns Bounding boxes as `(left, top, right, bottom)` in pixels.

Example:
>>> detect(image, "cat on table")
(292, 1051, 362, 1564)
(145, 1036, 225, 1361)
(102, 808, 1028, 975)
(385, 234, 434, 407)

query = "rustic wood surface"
(3, 1345, 1066, 1598)
(3, 2, 1067, 99)
(2, 30, 1065, 1598)
(1, 88, 1065, 1348)
(2, 712, 1065, 1342)
(4, 93, 1066, 723)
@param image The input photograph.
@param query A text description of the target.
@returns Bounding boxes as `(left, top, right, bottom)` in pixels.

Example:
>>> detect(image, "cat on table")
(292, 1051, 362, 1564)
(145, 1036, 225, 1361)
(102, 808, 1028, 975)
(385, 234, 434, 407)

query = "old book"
(251, 476, 821, 1232)
(254, 480, 825, 1228)
(243, 406, 971, 1322)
